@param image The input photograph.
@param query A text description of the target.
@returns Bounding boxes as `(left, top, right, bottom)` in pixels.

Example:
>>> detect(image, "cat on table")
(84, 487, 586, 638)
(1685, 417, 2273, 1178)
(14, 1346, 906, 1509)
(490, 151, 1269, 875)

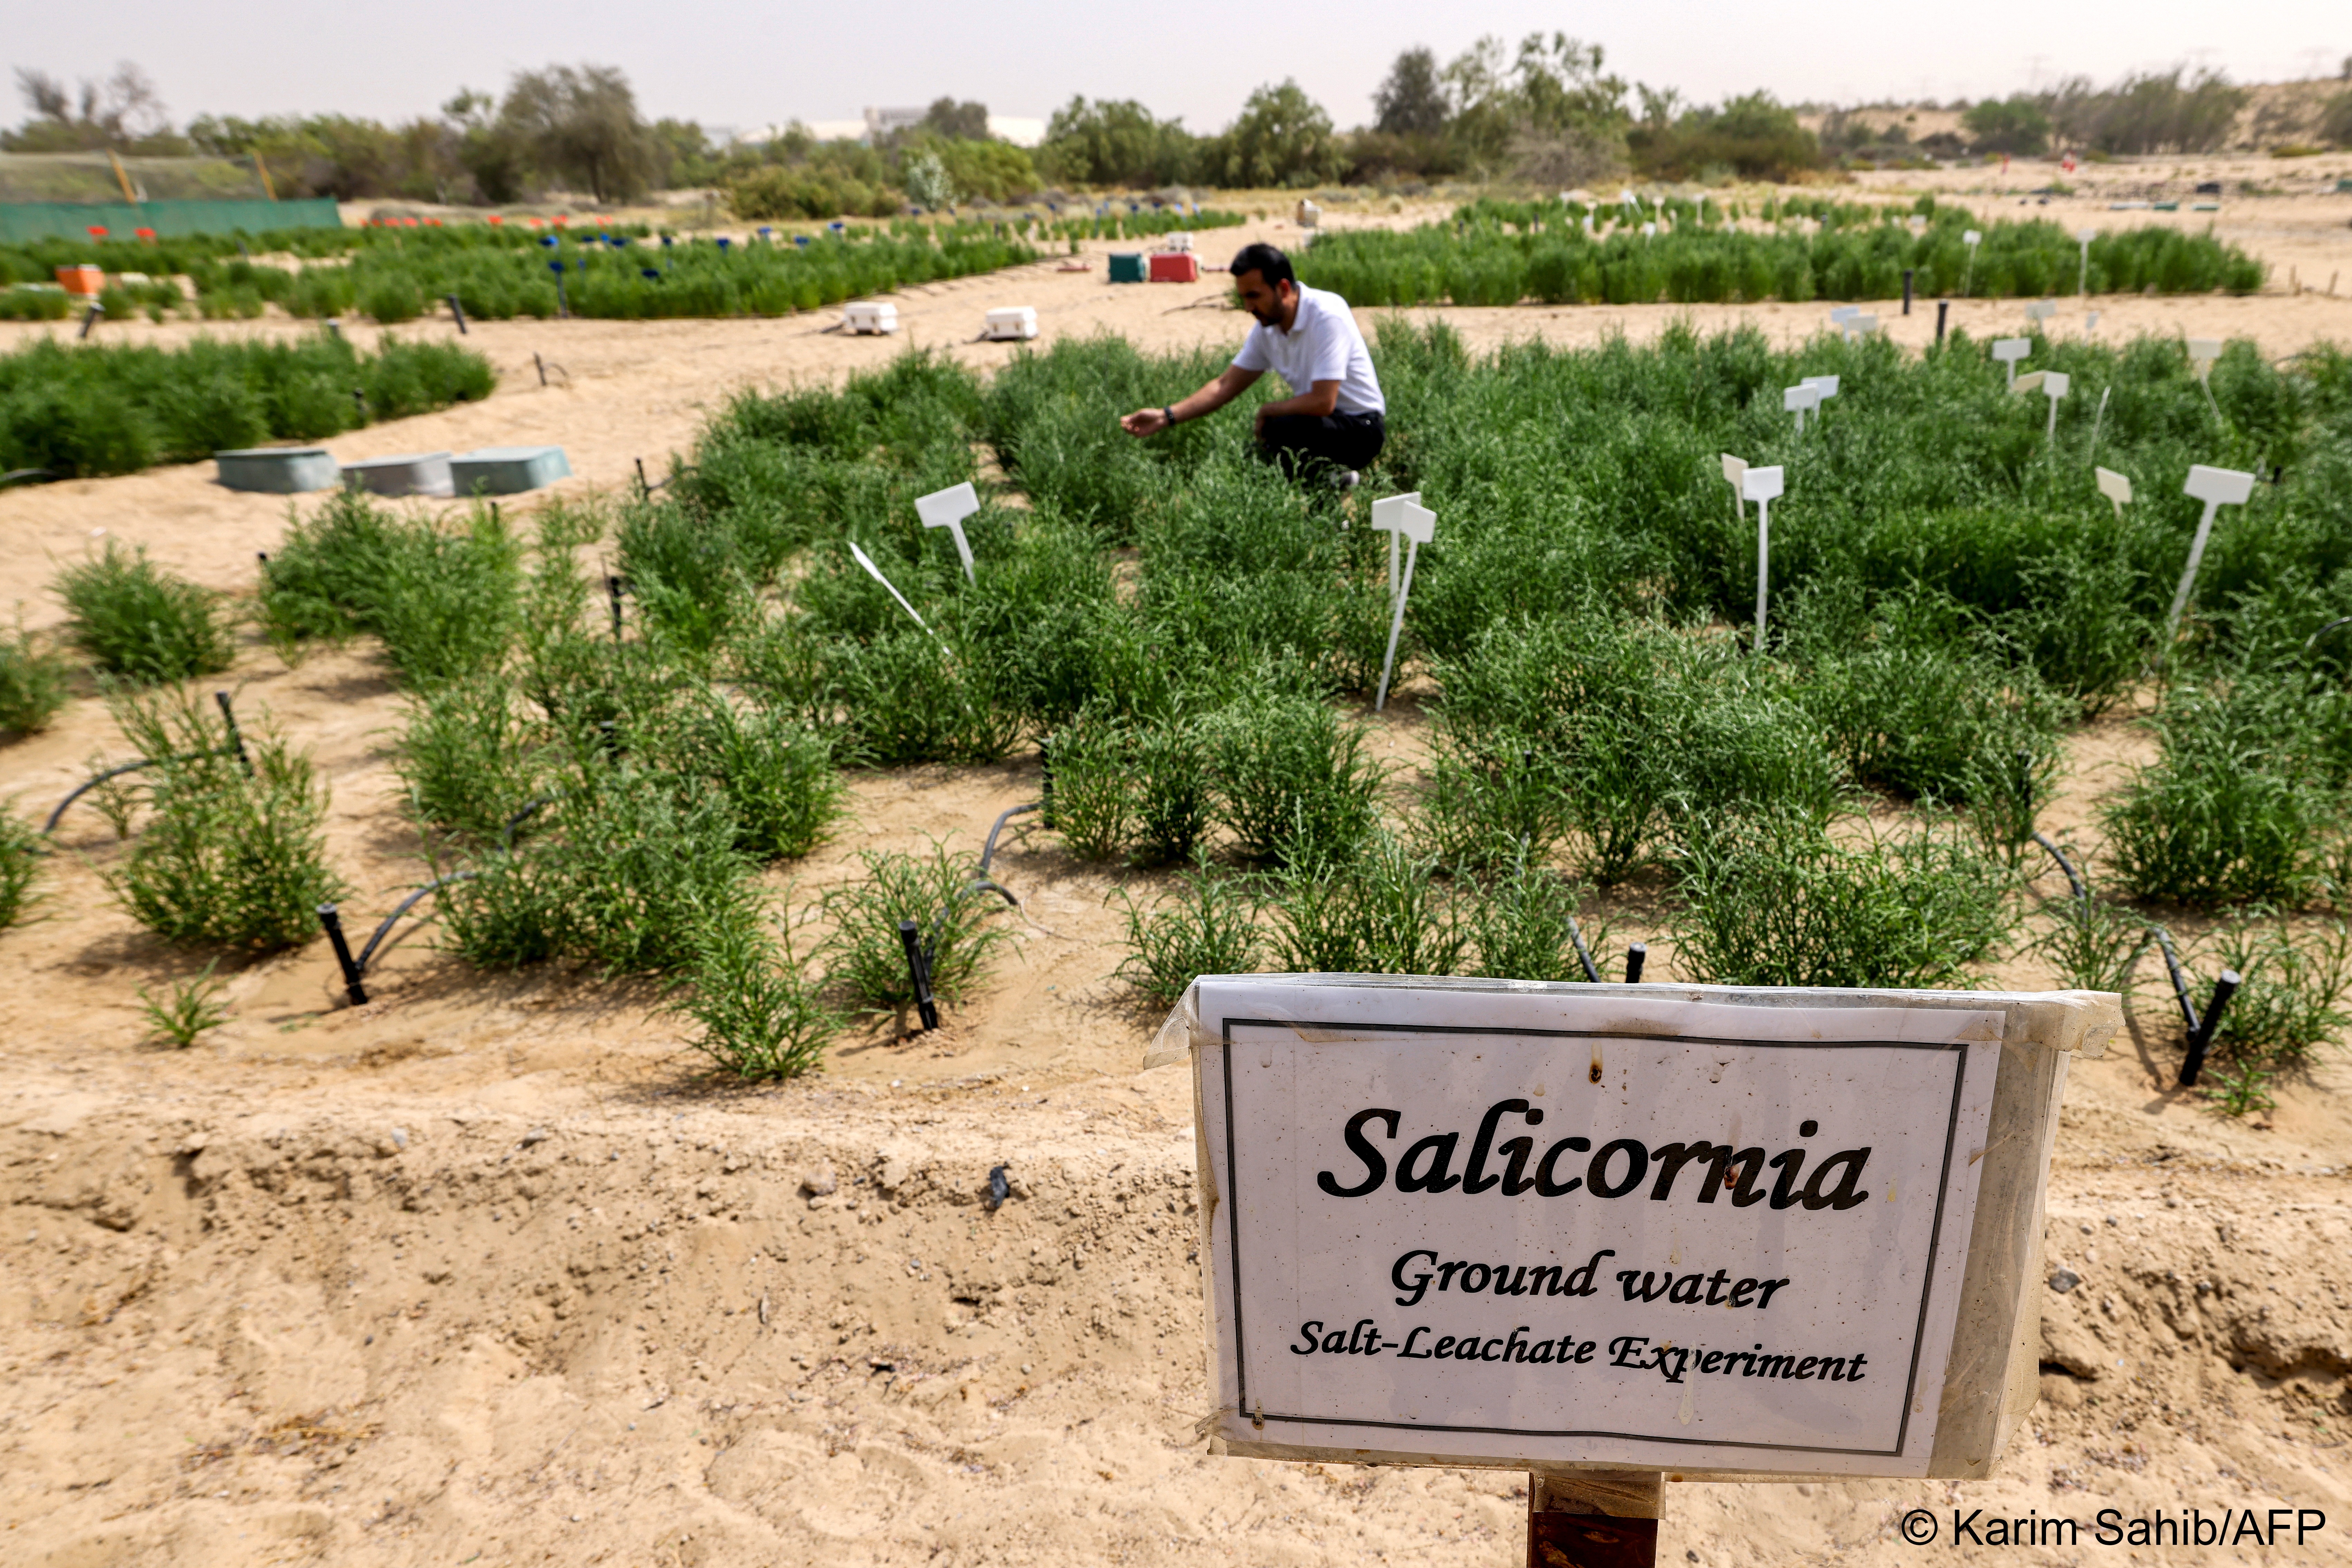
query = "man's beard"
(1249, 302, 1284, 326)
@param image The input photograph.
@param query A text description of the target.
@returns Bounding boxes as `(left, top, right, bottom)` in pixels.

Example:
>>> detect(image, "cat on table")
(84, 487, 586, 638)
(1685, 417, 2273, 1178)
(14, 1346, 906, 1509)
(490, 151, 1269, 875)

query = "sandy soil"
(3, 170, 2351, 1564)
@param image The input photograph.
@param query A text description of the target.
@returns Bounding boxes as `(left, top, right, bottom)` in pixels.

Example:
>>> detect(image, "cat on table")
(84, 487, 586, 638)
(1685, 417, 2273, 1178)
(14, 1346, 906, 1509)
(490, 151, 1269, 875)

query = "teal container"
(1108, 252, 1146, 283)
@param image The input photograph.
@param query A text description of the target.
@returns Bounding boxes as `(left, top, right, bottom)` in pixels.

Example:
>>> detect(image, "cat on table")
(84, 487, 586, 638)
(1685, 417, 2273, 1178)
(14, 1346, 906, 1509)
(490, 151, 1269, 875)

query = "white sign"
(1782, 384, 1819, 430)
(1719, 453, 1748, 516)
(2164, 464, 2257, 642)
(1188, 978, 2048, 1477)
(915, 481, 981, 582)
(2095, 465, 2133, 518)
(2025, 300, 2056, 323)
(1744, 465, 1784, 653)
(1803, 374, 1840, 403)
(1369, 491, 1423, 609)
(846, 541, 933, 635)
(1374, 500, 1436, 712)
(1991, 337, 2031, 388)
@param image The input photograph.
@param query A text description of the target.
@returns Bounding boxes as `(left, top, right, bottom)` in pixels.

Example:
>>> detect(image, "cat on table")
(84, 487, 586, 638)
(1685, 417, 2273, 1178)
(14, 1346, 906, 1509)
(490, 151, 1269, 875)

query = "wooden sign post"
(1163, 977, 2118, 1568)
(915, 481, 981, 582)
(1743, 464, 1784, 653)
(2164, 464, 2256, 643)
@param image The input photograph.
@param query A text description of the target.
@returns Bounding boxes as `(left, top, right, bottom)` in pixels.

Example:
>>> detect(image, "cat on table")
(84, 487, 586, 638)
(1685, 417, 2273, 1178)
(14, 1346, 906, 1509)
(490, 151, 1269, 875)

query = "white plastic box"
(1163, 231, 1194, 253)
(341, 451, 455, 498)
(983, 307, 1038, 341)
(842, 301, 899, 335)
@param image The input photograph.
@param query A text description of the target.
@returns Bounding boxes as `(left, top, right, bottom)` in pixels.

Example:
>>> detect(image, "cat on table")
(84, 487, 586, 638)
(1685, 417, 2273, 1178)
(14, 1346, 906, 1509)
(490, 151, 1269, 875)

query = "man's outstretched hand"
(1120, 407, 1171, 437)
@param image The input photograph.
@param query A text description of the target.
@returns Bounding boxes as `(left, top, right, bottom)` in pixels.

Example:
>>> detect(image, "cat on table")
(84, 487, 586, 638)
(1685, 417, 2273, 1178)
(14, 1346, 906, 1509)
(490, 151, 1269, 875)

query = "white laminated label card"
(1184, 976, 2107, 1480)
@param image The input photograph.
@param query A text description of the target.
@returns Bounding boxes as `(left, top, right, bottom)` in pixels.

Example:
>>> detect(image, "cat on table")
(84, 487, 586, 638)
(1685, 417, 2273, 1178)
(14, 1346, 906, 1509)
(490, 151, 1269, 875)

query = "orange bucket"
(56, 265, 105, 296)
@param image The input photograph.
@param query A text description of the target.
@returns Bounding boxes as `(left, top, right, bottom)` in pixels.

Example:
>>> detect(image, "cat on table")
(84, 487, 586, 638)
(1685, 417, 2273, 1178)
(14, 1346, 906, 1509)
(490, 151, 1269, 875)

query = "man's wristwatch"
(1163, 405, 1176, 428)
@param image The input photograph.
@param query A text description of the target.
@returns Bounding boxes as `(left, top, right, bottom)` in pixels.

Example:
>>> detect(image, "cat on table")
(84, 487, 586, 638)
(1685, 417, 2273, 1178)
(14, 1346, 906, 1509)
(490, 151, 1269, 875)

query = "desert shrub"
(1268, 832, 1466, 975)
(0, 810, 42, 929)
(1114, 856, 1265, 1006)
(1207, 691, 1384, 868)
(260, 491, 522, 684)
(437, 759, 753, 976)
(2033, 887, 2150, 994)
(394, 674, 546, 843)
(2204, 914, 2352, 1076)
(137, 960, 230, 1048)
(55, 544, 235, 685)
(617, 498, 761, 659)
(0, 615, 70, 735)
(653, 691, 845, 862)
(1468, 855, 1609, 983)
(1670, 813, 2014, 989)
(1044, 708, 1135, 862)
(2102, 684, 2330, 907)
(832, 629, 1019, 766)
(819, 841, 1014, 1014)
(667, 908, 841, 1080)
(107, 691, 344, 951)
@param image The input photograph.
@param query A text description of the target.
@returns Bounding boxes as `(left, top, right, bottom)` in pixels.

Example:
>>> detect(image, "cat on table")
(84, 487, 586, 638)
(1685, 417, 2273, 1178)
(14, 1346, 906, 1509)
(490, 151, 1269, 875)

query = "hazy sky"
(6, 0, 2345, 136)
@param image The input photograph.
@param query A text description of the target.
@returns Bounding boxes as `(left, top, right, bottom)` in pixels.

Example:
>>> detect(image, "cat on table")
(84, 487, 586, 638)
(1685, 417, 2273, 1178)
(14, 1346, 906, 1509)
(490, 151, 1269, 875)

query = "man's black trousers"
(1255, 410, 1385, 478)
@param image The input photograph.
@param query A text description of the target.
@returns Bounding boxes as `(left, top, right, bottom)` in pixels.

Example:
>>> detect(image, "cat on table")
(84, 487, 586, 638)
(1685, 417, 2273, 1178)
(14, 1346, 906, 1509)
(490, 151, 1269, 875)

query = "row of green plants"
(0, 332, 496, 478)
(10, 318, 2349, 1103)
(1298, 208, 2264, 307)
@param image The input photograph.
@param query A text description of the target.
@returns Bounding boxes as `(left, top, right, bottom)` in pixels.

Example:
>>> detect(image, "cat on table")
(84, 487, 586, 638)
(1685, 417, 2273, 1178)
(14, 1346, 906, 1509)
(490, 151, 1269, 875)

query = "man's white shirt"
(1231, 285, 1386, 416)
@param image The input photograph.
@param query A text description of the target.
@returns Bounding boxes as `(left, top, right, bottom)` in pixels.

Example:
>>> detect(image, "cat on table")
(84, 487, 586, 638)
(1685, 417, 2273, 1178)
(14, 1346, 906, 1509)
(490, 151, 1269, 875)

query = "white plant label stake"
(1783, 383, 1820, 431)
(2088, 384, 2111, 458)
(915, 481, 980, 583)
(1373, 501, 1435, 712)
(2164, 464, 2256, 643)
(1804, 374, 1840, 409)
(1962, 229, 1982, 296)
(1744, 465, 1785, 654)
(2037, 370, 2070, 442)
(2076, 228, 2097, 296)
(1369, 491, 1423, 611)
(2095, 466, 2133, 520)
(847, 541, 935, 636)
(1720, 453, 1748, 521)
(2187, 338, 2223, 423)
(1991, 337, 2031, 389)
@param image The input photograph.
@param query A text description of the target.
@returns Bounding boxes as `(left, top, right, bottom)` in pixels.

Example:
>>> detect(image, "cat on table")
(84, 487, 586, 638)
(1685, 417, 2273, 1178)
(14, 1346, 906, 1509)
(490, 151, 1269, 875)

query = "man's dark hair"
(1230, 243, 1294, 289)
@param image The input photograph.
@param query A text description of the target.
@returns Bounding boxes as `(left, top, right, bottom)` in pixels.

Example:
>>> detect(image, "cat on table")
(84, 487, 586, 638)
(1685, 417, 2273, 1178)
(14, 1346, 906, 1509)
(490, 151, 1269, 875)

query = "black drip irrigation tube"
(43, 691, 252, 835)
(317, 796, 553, 1006)
(901, 800, 1037, 1034)
(2305, 615, 2352, 656)
(2149, 925, 2241, 1090)
(2032, 832, 2088, 904)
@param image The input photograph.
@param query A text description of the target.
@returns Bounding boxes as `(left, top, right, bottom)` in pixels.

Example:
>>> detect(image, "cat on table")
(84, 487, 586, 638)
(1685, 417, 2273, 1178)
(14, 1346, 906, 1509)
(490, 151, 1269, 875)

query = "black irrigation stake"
(535, 352, 548, 386)
(317, 903, 368, 1006)
(78, 301, 104, 339)
(215, 690, 252, 775)
(1901, 269, 1914, 316)
(446, 293, 468, 333)
(1935, 300, 1948, 345)
(608, 575, 626, 640)
(1037, 739, 1055, 831)
(352, 388, 367, 423)
(2149, 925, 2241, 1088)
(1624, 943, 1648, 983)
(634, 457, 650, 499)
(899, 919, 941, 1032)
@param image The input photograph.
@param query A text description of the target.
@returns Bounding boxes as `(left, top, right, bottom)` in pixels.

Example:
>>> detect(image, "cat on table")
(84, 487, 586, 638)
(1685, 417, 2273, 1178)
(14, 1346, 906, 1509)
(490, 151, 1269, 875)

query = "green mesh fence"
(0, 198, 342, 243)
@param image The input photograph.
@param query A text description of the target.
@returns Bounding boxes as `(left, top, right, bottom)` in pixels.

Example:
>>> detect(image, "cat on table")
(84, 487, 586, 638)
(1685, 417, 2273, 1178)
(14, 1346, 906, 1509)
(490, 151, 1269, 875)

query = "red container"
(1148, 251, 1200, 283)
(56, 264, 104, 296)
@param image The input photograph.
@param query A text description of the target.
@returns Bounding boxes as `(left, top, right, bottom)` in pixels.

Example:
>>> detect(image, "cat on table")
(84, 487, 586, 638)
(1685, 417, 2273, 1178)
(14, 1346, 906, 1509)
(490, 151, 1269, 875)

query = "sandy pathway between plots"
(2, 182, 2351, 1566)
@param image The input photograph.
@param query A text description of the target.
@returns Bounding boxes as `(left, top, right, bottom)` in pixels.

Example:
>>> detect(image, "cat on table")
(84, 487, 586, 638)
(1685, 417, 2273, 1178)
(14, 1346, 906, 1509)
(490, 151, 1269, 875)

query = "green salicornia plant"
(668, 906, 841, 1080)
(1113, 855, 1265, 1006)
(56, 544, 236, 685)
(819, 841, 1015, 1015)
(0, 612, 70, 735)
(137, 959, 230, 1047)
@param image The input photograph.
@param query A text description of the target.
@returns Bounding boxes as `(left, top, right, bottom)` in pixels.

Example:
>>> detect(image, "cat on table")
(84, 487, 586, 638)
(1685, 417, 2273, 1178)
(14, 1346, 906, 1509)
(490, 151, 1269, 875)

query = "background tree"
(1960, 95, 2052, 155)
(1210, 79, 1340, 189)
(4, 62, 184, 153)
(1373, 47, 1448, 137)
(1035, 96, 1196, 187)
(499, 64, 658, 203)
(918, 98, 990, 142)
